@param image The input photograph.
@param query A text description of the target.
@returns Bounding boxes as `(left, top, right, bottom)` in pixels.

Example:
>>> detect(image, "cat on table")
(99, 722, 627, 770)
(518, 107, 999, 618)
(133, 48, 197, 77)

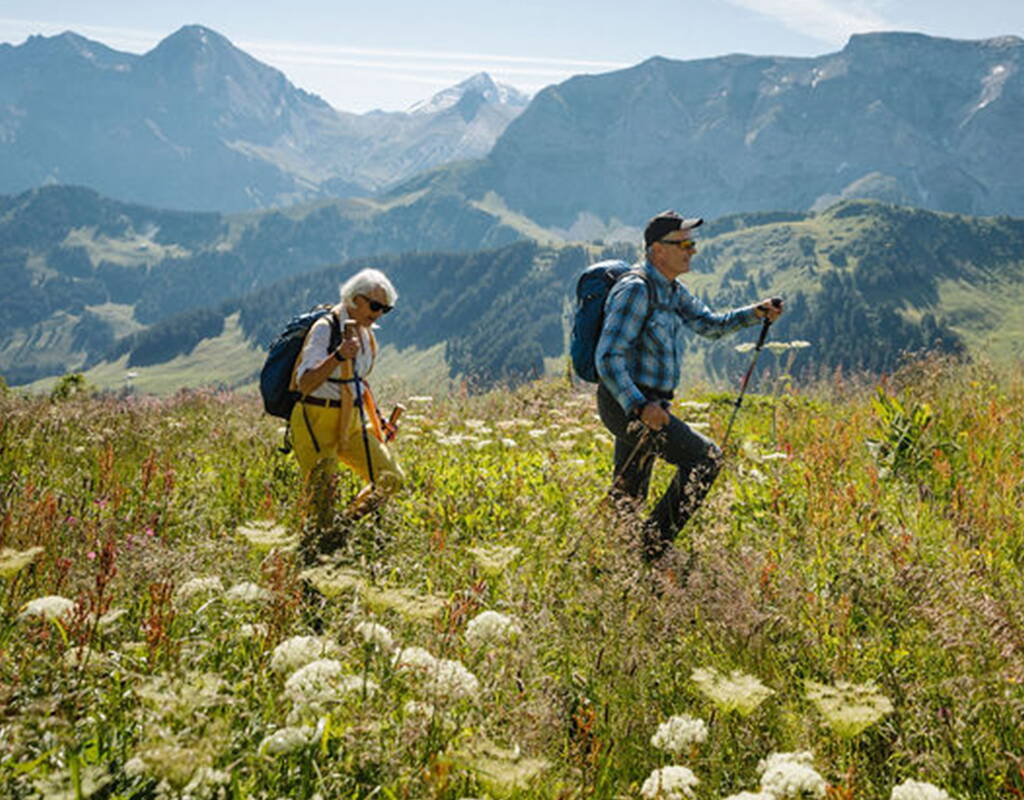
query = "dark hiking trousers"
(597, 382, 722, 561)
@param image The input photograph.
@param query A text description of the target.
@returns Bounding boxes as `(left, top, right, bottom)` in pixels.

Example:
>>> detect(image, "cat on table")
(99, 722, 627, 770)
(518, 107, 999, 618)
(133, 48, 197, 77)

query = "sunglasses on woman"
(358, 295, 393, 314)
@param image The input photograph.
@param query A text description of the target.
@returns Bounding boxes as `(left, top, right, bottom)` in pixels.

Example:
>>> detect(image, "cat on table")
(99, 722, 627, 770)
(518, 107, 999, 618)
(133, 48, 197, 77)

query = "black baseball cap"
(644, 210, 703, 247)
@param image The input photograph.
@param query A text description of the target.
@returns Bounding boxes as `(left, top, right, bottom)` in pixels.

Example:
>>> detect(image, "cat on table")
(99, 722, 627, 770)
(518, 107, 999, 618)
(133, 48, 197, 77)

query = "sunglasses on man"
(358, 295, 393, 314)
(659, 238, 697, 251)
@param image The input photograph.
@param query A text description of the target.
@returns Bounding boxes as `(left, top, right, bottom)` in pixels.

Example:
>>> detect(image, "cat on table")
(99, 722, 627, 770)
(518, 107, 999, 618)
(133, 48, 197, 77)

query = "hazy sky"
(2, 1, 1022, 112)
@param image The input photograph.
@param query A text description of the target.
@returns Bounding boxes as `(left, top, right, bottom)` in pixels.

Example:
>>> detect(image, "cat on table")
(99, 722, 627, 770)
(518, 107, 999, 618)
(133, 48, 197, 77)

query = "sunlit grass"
(1, 355, 1021, 797)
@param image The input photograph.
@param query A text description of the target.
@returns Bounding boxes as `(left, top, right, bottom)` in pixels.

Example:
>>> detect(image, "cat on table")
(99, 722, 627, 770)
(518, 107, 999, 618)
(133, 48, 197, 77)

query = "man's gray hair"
(339, 268, 398, 309)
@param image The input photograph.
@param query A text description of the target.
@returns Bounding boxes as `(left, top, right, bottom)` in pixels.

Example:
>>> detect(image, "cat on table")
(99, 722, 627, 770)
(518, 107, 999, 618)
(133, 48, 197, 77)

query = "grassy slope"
(1, 356, 1021, 797)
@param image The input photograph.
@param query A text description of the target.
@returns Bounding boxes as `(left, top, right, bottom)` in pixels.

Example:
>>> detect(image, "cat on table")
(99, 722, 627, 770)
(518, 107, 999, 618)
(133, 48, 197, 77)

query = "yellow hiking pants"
(290, 400, 404, 530)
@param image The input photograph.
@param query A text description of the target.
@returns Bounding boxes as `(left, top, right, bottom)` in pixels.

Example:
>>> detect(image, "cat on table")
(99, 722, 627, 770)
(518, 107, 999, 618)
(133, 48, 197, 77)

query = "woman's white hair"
(339, 268, 398, 309)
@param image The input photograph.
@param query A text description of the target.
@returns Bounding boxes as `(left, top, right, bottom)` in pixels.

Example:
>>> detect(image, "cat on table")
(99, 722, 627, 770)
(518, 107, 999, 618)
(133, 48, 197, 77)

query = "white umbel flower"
(393, 646, 438, 672)
(465, 610, 520, 646)
(650, 714, 708, 753)
(354, 621, 394, 651)
(640, 765, 699, 799)
(284, 659, 344, 704)
(424, 658, 480, 701)
(173, 576, 223, 603)
(758, 752, 826, 799)
(806, 680, 893, 738)
(691, 666, 774, 715)
(891, 779, 953, 800)
(225, 581, 272, 603)
(0, 546, 44, 578)
(723, 793, 774, 800)
(259, 726, 313, 756)
(270, 635, 342, 673)
(19, 595, 75, 621)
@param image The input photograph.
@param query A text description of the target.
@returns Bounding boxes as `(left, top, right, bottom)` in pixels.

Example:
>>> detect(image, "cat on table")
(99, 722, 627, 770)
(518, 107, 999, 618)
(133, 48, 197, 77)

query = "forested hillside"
(5, 187, 1023, 390)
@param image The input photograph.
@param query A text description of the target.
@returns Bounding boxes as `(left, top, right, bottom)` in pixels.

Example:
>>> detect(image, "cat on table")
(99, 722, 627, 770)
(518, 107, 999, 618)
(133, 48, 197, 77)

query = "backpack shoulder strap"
(327, 310, 342, 352)
(626, 268, 661, 331)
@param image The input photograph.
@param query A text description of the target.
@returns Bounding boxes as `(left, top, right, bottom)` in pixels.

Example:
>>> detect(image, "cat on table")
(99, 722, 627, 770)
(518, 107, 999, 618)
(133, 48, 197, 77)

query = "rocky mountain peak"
(408, 72, 529, 115)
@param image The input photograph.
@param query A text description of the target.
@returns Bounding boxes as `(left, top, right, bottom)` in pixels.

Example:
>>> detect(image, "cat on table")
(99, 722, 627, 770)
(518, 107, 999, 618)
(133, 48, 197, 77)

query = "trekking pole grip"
(754, 297, 782, 349)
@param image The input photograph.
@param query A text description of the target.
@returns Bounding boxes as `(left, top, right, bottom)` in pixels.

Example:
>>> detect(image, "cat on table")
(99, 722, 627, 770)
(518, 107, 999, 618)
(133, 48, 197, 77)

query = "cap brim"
(680, 217, 703, 230)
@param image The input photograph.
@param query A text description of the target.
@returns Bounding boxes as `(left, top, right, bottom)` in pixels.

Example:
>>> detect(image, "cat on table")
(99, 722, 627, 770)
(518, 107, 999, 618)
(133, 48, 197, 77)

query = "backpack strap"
(626, 268, 661, 337)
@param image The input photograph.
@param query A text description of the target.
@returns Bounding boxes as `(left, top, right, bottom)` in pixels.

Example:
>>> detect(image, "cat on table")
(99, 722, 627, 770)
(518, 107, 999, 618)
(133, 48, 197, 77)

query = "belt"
(301, 396, 343, 408)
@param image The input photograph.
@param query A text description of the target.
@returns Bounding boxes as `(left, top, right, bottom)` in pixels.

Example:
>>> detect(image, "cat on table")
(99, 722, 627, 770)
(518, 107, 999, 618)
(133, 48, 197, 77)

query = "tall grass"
(0, 356, 1021, 798)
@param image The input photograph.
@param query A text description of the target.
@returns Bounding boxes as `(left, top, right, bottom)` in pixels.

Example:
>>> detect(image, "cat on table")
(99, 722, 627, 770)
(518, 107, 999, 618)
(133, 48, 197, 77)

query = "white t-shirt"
(295, 316, 376, 401)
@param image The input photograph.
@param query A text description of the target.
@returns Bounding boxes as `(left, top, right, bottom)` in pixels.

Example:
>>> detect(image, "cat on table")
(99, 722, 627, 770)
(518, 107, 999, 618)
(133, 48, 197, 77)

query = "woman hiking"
(290, 268, 404, 561)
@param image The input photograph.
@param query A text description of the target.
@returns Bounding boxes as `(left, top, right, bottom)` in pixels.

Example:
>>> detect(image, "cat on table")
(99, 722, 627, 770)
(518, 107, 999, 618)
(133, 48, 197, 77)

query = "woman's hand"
(336, 337, 359, 360)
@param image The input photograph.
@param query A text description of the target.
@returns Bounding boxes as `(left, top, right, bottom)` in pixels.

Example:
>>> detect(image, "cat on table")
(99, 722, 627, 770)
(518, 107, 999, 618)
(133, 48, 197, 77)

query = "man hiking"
(595, 210, 784, 563)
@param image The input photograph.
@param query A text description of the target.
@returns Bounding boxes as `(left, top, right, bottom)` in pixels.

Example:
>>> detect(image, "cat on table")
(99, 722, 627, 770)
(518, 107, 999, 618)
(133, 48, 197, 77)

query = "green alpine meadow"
(1, 353, 1021, 798)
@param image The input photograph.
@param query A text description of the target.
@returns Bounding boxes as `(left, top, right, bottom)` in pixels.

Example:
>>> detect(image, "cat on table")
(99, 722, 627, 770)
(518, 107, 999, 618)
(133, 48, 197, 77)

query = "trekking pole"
(721, 298, 781, 452)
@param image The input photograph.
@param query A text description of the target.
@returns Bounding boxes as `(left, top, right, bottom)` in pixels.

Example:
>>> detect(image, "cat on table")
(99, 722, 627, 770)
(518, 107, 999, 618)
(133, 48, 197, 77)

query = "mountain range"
(0, 25, 529, 211)
(3, 27, 1024, 392)
(404, 32, 1024, 230)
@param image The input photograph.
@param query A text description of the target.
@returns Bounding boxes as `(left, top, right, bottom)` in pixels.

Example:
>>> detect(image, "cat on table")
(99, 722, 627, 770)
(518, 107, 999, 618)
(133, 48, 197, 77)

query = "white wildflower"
(735, 342, 756, 353)
(723, 793, 774, 800)
(354, 621, 394, 651)
(0, 545, 44, 578)
(236, 522, 295, 551)
(393, 645, 439, 672)
(650, 714, 708, 754)
(97, 607, 127, 629)
(425, 658, 480, 701)
(284, 658, 344, 704)
(259, 726, 313, 756)
(270, 635, 342, 673)
(640, 765, 699, 799)
(471, 439, 494, 450)
(891, 779, 953, 800)
(467, 544, 521, 574)
(284, 659, 378, 705)
(404, 700, 436, 720)
(464, 419, 490, 431)
(465, 610, 521, 646)
(124, 756, 148, 777)
(500, 438, 518, 448)
(181, 766, 231, 795)
(19, 595, 75, 621)
(527, 428, 547, 439)
(758, 752, 826, 799)
(239, 623, 268, 639)
(173, 576, 223, 603)
(407, 395, 433, 404)
(691, 666, 774, 715)
(805, 680, 893, 738)
(224, 581, 272, 603)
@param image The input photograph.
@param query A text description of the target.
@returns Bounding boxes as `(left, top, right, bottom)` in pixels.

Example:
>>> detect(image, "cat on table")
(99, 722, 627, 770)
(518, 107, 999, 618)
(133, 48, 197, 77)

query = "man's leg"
(644, 415, 722, 561)
(597, 383, 656, 506)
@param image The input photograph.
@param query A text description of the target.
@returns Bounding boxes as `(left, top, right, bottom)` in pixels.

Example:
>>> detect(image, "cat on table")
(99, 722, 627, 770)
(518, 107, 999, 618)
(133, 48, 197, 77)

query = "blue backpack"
(569, 260, 656, 383)
(259, 305, 342, 419)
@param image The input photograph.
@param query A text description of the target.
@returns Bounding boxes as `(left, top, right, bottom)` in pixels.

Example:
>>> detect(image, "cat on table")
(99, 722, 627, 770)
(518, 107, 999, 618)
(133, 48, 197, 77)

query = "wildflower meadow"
(0, 354, 1022, 798)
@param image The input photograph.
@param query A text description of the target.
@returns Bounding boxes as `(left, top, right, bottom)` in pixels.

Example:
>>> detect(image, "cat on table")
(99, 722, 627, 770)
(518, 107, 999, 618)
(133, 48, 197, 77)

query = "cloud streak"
(0, 17, 627, 105)
(723, 0, 890, 43)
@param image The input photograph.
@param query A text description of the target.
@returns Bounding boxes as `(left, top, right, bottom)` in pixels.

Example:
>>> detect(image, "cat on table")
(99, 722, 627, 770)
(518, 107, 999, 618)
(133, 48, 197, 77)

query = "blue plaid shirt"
(596, 260, 760, 415)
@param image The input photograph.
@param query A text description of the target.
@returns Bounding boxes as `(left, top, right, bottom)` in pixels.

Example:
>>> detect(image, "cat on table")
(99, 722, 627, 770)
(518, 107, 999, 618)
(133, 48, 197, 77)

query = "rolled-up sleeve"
(596, 280, 648, 415)
(679, 293, 760, 338)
